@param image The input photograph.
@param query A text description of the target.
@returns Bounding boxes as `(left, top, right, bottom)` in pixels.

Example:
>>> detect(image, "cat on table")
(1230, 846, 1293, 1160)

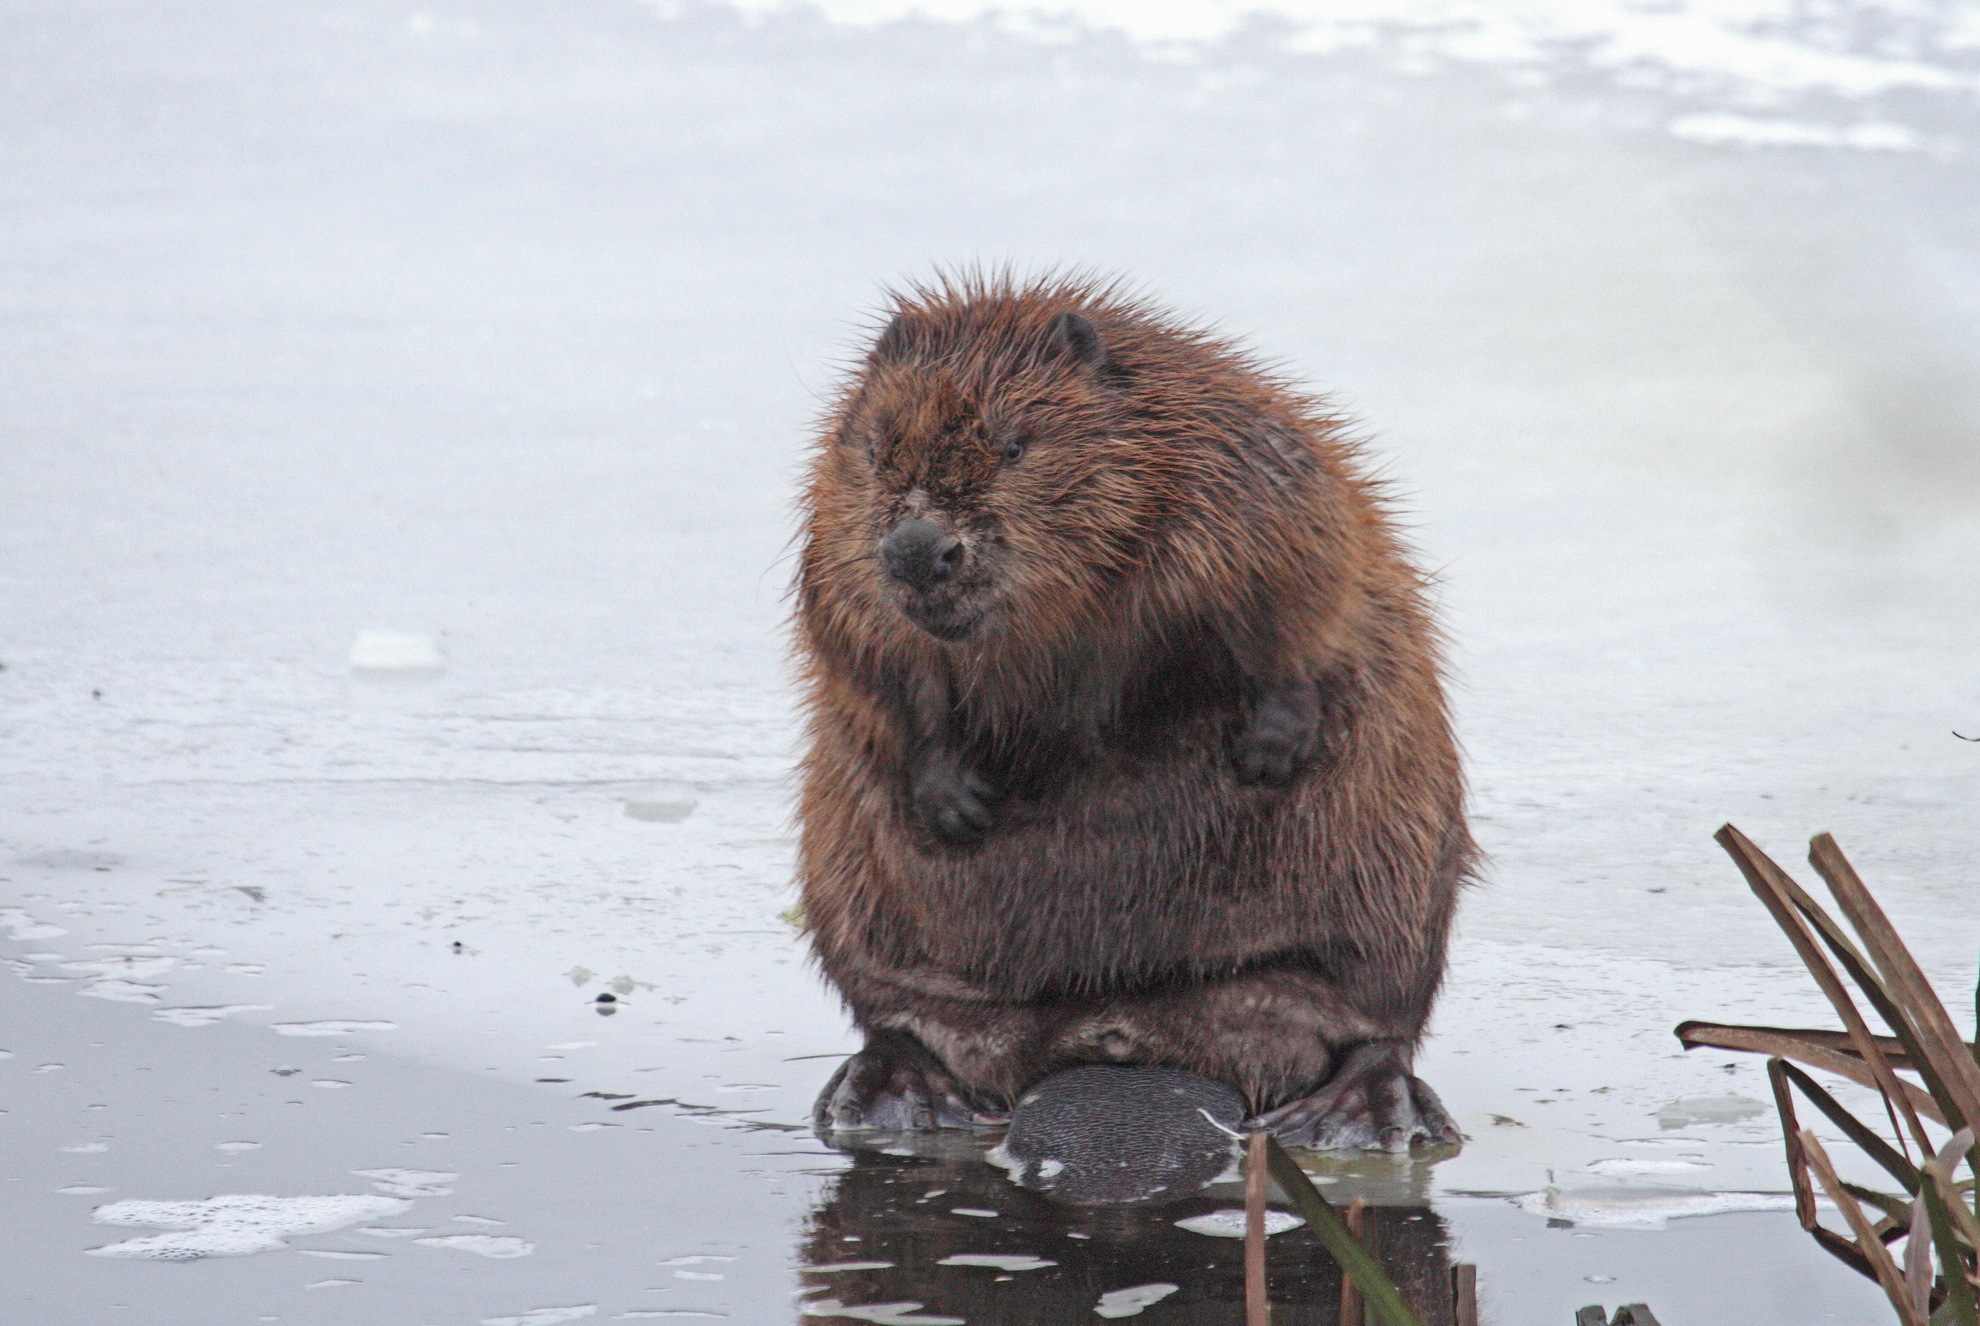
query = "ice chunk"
(624, 798, 697, 823)
(155, 1004, 273, 1027)
(415, 1234, 535, 1258)
(79, 979, 166, 1003)
(1512, 1178, 1796, 1230)
(87, 1194, 412, 1260)
(936, 1253, 1056, 1271)
(798, 1301, 964, 1325)
(481, 1308, 597, 1326)
(348, 630, 445, 673)
(1093, 1284, 1180, 1318)
(1585, 1158, 1709, 1176)
(352, 1168, 457, 1197)
(1656, 1095, 1767, 1128)
(0, 908, 68, 941)
(1174, 1209, 1304, 1238)
(273, 1020, 398, 1036)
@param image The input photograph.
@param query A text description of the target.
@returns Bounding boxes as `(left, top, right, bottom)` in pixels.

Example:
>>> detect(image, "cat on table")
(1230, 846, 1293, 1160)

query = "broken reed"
(1241, 1131, 1477, 1326)
(1678, 826, 1980, 1324)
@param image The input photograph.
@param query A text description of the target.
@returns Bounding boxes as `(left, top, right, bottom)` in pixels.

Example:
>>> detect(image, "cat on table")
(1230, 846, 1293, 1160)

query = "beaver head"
(811, 294, 1170, 648)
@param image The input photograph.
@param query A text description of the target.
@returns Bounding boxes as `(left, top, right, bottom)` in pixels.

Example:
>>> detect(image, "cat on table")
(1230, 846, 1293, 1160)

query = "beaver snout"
(880, 518, 966, 592)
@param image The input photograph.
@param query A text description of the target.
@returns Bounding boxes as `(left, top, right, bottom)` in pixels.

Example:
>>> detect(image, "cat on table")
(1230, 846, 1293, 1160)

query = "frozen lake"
(4, 1, 1978, 1321)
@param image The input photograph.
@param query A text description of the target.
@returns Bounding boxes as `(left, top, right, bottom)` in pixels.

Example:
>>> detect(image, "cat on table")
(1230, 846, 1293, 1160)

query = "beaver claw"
(911, 754, 997, 844)
(814, 1029, 1005, 1135)
(1252, 1041, 1460, 1152)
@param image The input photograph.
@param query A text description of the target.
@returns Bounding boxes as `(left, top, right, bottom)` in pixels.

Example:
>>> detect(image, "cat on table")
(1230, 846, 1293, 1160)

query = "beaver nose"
(881, 519, 965, 591)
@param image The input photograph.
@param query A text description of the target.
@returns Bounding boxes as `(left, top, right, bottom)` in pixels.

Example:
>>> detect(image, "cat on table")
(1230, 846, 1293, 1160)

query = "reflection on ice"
(803, 1144, 1465, 1323)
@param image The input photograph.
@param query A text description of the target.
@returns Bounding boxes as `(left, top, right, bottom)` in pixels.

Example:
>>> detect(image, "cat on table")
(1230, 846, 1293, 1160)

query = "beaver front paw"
(910, 754, 997, 844)
(1233, 683, 1323, 786)
(814, 1029, 1005, 1136)
(1252, 1040, 1460, 1152)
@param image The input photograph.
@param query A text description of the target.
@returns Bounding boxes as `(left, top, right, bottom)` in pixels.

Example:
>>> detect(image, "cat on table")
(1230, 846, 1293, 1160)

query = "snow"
(87, 1193, 415, 1261)
(4, 0, 1976, 1321)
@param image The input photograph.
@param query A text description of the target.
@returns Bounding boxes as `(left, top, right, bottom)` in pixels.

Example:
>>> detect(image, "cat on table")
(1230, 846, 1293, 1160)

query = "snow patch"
(1669, 113, 1926, 152)
(87, 1194, 413, 1260)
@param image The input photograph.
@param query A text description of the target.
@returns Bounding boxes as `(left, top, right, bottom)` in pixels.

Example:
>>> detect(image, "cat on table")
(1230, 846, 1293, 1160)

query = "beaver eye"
(1002, 439, 1026, 463)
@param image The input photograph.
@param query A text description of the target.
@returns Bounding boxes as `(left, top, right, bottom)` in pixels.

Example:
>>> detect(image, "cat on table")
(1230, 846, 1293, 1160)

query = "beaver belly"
(874, 754, 1333, 1000)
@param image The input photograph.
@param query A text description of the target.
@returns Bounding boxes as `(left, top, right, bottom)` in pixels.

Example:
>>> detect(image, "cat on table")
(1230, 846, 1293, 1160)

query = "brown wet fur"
(794, 271, 1474, 1145)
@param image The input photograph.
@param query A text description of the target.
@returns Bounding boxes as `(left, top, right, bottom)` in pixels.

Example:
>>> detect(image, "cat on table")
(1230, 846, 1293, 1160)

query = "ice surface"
(86, 1194, 414, 1260)
(3, 0, 1975, 1321)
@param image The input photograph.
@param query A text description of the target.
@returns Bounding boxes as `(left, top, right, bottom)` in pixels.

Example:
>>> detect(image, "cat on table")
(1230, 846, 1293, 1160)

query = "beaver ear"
(1048, 311, 1107, 372)
(872, 312, 922, 364)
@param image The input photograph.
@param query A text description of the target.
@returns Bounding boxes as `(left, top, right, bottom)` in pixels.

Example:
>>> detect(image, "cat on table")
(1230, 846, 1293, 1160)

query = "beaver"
(793, 272, 1473, 1152)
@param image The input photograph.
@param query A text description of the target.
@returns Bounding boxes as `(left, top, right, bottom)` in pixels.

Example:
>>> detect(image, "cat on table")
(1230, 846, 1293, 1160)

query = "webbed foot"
(813, 1029, 1005, 1136)
(1253, 1040, 1460, 1152)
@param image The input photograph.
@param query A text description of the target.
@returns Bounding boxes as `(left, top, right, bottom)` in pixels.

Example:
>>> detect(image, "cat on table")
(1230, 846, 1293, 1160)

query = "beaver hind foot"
(1252, 1041, 1461, 1153)
(814, 1029, 1005, 1135)
(991, 1065, 1247, 1207)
